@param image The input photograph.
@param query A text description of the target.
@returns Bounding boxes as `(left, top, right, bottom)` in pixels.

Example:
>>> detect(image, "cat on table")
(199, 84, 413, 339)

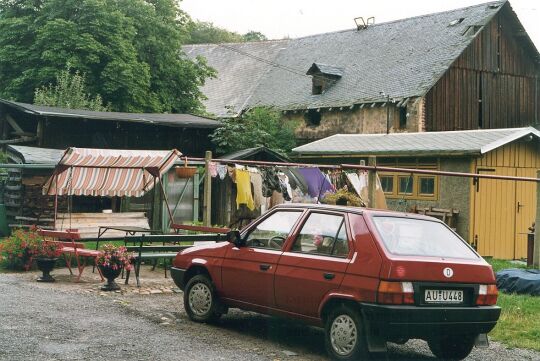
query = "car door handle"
(259, 264, 271, 271)
(323, 272, 335, 280)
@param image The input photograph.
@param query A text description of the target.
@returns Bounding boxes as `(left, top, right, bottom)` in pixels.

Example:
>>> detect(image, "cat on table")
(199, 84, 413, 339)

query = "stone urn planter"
(98, 265, 123, 291)
(36, 258, 58, 282)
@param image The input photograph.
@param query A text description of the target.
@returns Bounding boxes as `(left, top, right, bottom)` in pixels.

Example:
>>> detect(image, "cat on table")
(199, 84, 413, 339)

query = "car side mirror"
(228, 230, 244, 247)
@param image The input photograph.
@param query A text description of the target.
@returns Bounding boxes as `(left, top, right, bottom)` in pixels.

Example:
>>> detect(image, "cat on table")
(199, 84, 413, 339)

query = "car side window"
(291, 213, 349, 257)
(244, 211, 302, 250)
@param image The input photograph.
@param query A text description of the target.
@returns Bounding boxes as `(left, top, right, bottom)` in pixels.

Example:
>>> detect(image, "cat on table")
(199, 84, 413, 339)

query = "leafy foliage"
(34, 66, 109, 111)
(0, 0, 214, 113)
(0, 228, 40, 270)
(186, 20, 267, 44)
(96, 244, 135, 271)
(210, 107, 296, 155)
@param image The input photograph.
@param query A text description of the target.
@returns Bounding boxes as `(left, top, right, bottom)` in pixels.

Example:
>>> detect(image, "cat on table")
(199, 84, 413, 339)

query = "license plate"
(424, 289, 463, 304)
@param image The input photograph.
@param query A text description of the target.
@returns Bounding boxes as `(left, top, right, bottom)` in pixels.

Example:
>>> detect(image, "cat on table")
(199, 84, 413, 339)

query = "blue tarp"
(496, 269, 540, 296)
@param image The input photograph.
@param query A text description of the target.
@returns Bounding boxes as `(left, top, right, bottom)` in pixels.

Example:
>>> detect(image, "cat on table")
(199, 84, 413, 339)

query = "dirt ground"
(6, 265, 540, 361)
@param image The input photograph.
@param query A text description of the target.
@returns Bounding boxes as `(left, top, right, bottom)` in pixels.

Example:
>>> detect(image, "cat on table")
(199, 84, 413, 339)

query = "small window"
(380, 175, 394, 194)
(305, 109, 321, 126)
(312, 84, 323, 95)
(399, 107, 407, 129)
(245, 211, 302, 249)
(292, 213, 348, 257)
(398, 176, 413, 195)
(419, 176, 435, 196)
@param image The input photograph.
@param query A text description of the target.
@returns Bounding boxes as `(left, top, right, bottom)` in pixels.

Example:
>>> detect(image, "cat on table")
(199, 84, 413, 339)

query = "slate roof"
(184, 1, 538, 118)
(292, 127, 540, 157)
(307, 63, 344, 78)
(0, 100, 221, 129)
(8, 145, 64, 164)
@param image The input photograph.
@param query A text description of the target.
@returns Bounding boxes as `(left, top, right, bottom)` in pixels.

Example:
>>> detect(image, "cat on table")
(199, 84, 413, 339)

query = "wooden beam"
(203, 151, 212, 226)
(368, 156, 376, 208)
(6, 114, 24, 134)
(0, 136, 37, 144)
(534, 170, 540, 268)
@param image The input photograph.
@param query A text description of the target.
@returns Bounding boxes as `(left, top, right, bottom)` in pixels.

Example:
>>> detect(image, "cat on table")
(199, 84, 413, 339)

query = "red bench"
(38, 229, 103, 282)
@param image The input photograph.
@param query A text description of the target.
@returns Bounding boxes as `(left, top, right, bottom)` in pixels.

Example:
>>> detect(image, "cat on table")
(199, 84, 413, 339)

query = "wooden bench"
(38, 229, 104, 282)
(124, 233, 229, 287)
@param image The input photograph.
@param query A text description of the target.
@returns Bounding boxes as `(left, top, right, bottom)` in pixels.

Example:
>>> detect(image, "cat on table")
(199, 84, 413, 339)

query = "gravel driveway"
(1, 271, 538, 361)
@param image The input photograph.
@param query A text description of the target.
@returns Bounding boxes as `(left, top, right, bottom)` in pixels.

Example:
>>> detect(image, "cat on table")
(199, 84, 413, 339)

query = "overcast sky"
(181, 0, 539, 49)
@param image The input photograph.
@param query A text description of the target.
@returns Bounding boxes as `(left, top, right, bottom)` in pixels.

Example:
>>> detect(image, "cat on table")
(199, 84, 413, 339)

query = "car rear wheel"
(184, 274, 222, 323)
(428, 334, 476, 360)
(325, 305, 370, 360)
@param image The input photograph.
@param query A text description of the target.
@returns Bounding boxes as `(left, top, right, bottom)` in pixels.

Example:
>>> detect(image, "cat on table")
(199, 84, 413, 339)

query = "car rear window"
(372, 216, 478, 259)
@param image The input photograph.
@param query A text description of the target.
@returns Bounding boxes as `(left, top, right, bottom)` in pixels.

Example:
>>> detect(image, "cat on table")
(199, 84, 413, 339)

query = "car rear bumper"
(170, 267, 187, 290)
(360, 303, 501, 339)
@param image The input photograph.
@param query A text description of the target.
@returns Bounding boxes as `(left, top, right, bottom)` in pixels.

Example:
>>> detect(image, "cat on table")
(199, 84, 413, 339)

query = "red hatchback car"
(171, 204, 500, 360)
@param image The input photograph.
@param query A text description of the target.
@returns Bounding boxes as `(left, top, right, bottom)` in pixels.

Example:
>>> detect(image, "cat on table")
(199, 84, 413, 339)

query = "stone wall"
(283, 97, 423, 142)
(385, 158, 472, 241)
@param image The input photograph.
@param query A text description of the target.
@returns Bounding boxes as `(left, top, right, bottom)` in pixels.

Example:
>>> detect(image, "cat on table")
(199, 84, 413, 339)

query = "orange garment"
(235, 169, 254, 210)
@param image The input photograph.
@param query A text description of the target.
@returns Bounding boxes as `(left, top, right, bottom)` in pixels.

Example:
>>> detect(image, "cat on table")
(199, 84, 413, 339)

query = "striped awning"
(43, 148, 182, 197)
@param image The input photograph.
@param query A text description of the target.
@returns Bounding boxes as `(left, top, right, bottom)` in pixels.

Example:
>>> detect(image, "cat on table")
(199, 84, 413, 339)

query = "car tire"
(428, 334, 476, 360)
(184, 274, 222, 323)
(325, 304, 371, 360)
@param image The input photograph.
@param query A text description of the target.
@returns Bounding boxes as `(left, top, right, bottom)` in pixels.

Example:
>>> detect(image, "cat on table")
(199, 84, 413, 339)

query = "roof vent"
(354, 17, 375, 30)
(449, 18, 465, 26)
(306, 63, 344, 95)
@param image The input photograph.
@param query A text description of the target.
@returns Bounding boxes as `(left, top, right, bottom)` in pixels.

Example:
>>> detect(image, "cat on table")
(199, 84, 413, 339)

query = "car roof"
(273, 203, 441, 222)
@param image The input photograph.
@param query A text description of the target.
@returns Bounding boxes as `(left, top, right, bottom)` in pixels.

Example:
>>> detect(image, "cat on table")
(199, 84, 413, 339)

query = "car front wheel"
(428, 334, 477, 360)
(184, 274, 222, 323)
(325, 305, 370, 360)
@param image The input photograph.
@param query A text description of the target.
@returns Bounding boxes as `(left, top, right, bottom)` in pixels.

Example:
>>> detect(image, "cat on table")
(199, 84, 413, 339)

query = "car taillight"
(476, 284, 498, 305)
(377, 281, 414, 305)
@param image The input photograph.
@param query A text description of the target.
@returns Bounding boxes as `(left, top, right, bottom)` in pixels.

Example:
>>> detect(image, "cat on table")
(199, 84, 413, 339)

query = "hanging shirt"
(235, 169, 254, 210)
(297, 167, 335, 199)
(250, 171, 264, 209)
(217, 164, 227, 180)
(208, 162, 218, 178)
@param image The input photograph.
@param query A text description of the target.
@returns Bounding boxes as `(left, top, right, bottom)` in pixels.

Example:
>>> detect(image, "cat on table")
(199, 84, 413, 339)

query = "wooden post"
(203, 151, 212, 226)
(368, 156, 376, 208)
(193, 172, 200, 223)
(534, 170, 540, 268)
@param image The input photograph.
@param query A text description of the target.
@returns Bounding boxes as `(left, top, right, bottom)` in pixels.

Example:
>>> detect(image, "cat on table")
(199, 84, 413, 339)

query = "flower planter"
(98, 265, 123, 291)
(36, 258, 58, 282)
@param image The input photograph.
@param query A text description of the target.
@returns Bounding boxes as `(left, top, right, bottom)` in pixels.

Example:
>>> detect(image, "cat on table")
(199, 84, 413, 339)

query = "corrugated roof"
(183, 2, 533, 117)
(8, 145, 64, 164)
(0, 100, 221, 129)
(292, 127, 540, 156)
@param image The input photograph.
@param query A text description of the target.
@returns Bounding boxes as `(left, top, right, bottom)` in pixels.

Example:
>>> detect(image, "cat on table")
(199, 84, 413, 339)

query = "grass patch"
(486, 259, 540, 351)
(490, 292, 540, 351)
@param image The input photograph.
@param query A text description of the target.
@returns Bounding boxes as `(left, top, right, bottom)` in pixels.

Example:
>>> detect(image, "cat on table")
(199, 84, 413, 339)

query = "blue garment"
(296, 168, 334, 198)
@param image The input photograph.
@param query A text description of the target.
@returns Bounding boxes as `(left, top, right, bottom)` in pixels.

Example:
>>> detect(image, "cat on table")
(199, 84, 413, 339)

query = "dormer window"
(306, 63, 344, 95)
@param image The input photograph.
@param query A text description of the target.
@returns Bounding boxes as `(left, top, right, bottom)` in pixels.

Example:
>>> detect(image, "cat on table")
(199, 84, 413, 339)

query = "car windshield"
(372, 216, 478, 259)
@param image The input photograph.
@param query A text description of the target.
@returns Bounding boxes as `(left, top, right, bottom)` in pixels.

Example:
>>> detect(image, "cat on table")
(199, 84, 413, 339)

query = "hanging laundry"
(346, 172, 362, 197)
(260, 167, 282, 197)
(208, 162, 218, 178)
(250, 171, 264, 209)
(217, 164, 227, 180)
(227, 165, 236, 182)
(278, 173, 292, 201)
(297, 167, 335, 199)
(283, 168, 308, 194)
(235, 169, 254, 210)
(270, 190, 285, 207)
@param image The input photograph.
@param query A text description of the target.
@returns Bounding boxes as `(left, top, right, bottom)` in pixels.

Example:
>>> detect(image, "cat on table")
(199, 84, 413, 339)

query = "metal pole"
(534, 170, 540, 268)
(203, 151, 212, 226)
(368, 156, 376, 208)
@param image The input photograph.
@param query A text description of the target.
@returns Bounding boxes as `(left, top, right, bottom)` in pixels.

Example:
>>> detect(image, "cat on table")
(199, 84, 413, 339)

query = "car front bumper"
(170, 267, 187, 290)
(360, 303, 501, 339)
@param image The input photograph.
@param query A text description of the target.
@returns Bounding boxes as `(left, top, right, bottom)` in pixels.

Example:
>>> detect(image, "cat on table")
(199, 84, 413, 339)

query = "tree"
(0, 0, 214, 113)
(242, 31, 267, 42)
(34, 66, 109, 111)
(186, 20, 268, 44)
(210, 107, 297, 155)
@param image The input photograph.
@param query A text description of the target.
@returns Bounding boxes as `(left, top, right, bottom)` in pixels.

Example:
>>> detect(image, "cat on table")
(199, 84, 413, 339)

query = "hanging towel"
(217, 164, 227, 180)
(208, 162, 218, 178)
(250, 171, 264, 209)
(235, 169, 254, 210)
(346, 172, 362, 197)
(260, 167, 282, 197)
(278, 173, 293, 201)
(297, 167, 335, 199)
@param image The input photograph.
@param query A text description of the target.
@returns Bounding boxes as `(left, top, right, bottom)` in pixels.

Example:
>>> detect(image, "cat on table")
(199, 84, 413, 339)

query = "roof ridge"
(182, 39, 291, 47)
(331, 127, 528, 137)
(290, 1, 505, 42)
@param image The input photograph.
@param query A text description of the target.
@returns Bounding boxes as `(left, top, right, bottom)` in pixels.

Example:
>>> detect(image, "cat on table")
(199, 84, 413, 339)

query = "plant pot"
(175, 166, 197, 178)
(36, 258, 58, 282)
(98, 265, 123, 291)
